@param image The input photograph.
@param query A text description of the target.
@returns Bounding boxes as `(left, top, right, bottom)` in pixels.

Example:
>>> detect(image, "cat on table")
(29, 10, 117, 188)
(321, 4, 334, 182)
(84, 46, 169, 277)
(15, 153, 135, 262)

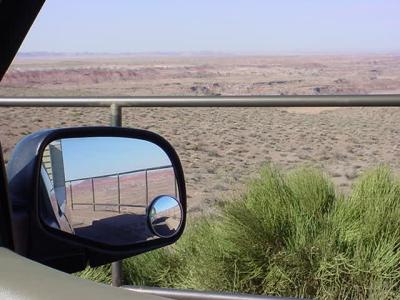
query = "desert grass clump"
(77, 264, 112, 284)
(81, 165, 400, 299)
(317, 166, 400, 299)
(171, 166, 337, 298)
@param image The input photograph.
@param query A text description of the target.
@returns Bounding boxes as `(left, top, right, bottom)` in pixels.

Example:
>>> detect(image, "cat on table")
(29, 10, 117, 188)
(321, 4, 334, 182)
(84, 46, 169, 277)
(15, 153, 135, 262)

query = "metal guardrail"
(1, 95, 400, 107)
(2, 95, 400, 297)
(66, 165, 175, 212)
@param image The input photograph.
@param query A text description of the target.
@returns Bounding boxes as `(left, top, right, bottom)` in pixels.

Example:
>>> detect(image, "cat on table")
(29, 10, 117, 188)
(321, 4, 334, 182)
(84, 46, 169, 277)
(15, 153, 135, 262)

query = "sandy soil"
(2, 105, 400, 214)
(1, 55, 400, 214)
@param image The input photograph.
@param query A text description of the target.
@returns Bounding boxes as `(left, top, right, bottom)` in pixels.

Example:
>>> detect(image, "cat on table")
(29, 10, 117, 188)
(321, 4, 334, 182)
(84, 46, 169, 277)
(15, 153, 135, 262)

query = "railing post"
(145, 170, 149, 207)
(110, 103, 122, 127)
(112, 261, 123, 288)
(91, 178, 95, 211)
(117, 174, 121, 213)
(69, 181, 74, 210)
(111, 103, 123, 287)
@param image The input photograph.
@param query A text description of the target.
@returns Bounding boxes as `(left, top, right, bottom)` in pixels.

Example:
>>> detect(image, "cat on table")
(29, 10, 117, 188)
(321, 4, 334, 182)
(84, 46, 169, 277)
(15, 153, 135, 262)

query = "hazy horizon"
(16, 50, 400, 58)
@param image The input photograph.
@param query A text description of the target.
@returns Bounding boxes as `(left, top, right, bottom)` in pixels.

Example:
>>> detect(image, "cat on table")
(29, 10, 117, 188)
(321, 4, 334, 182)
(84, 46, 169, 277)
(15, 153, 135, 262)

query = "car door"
(0, 142, 14, 250)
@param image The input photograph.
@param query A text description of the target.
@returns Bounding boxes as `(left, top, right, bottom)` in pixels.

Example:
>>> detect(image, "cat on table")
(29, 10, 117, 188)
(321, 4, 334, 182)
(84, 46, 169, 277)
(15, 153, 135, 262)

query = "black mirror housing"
(7, 127, 186, 273)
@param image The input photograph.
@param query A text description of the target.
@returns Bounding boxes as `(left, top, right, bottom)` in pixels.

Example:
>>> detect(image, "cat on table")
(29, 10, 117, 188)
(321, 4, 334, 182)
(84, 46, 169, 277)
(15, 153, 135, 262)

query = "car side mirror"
(7, 127, 186, 273)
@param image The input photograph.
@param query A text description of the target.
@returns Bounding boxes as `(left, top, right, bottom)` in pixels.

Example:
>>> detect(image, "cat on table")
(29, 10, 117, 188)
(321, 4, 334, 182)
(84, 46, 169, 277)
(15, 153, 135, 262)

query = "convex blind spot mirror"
(40, 136, 183, 246)
(148, 195, 183, 238)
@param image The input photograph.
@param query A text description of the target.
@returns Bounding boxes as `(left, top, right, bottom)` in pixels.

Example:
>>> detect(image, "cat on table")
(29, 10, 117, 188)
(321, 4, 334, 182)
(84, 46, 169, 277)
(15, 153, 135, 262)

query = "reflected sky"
(60, 137, 171, 180)
(153, 196, 179, 213)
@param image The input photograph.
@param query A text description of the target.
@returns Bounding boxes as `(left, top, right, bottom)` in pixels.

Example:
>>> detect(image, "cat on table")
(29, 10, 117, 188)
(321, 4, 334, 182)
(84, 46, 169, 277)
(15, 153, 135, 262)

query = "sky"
(19, 0, 400, 54)
(153, 196, 180, 214)
(60, 137, 171, 180)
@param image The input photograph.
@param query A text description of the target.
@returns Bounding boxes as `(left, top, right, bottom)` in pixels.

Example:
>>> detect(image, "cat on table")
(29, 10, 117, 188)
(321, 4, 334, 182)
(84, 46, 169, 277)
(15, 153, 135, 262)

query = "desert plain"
(1, 54, 400, 214)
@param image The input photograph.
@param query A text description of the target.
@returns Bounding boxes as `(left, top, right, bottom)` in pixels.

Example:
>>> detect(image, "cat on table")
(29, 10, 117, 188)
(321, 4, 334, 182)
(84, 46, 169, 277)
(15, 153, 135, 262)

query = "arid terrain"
(1, 54, 400, 214)
(2, 54, 400, 96)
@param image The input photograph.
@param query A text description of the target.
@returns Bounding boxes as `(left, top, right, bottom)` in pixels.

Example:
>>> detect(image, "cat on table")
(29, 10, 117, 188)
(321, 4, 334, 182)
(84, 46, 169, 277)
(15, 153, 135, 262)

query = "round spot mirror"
(148, 195, 183, 238)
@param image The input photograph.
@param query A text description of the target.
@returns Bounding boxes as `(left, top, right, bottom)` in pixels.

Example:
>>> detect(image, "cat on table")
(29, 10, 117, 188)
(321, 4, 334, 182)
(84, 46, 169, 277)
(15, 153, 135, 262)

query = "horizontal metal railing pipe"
(67, 165, 173, 182)
(123, 286, 301, 300)
(122, 285, 298, 300)
(69, 203, 146, 208)
(0, 95, 400, 107)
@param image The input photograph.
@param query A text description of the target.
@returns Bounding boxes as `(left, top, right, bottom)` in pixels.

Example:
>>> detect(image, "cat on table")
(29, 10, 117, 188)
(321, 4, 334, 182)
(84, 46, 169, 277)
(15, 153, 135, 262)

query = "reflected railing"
(65, 165, 176, 213)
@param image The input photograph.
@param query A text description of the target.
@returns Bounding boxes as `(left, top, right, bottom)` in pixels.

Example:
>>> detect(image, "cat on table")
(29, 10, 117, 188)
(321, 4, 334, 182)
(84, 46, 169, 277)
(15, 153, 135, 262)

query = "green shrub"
(80, 165, 400, 299)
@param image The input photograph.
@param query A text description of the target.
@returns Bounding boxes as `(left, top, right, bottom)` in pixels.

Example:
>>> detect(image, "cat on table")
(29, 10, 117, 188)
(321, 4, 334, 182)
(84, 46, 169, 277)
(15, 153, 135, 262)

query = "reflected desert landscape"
(1, 54, 400, 214)
(67, 168, 176, 230)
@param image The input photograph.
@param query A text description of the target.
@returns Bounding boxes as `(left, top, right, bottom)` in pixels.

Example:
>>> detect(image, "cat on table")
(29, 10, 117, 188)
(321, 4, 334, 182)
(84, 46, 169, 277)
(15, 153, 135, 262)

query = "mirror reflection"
(40, 137, 181, 246)
(148, 195, 183, 238)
